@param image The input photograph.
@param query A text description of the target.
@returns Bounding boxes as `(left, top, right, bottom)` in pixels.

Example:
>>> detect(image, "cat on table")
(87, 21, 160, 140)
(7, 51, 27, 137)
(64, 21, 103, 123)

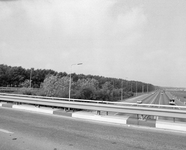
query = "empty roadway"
(0, 107, 186, 150)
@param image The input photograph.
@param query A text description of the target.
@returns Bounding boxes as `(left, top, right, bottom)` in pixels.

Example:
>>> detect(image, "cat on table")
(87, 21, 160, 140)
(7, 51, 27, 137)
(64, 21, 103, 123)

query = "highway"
(122, 90, 186, 122)
(0, 108, 186, 150)
(124, 91, 160, 104)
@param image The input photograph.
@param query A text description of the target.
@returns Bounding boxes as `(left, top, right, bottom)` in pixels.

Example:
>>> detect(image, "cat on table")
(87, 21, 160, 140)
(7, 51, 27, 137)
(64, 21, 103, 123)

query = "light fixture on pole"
(69, 63, 83, 101)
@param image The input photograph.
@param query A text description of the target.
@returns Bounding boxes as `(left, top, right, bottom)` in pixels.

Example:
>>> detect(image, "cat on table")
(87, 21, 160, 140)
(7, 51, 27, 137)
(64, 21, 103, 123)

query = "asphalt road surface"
(124, 91, 186, 122)
(0, 108, 186, 150)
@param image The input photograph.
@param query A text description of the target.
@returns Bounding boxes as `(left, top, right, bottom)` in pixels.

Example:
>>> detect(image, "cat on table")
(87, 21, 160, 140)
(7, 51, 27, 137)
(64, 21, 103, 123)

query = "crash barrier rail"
(0, 93, 185, 109)
(0, 92, 123, 104)
(0, 87, 20, 89)
(0, 92, 159, 105)
(0, 94, 186, 119)
(0, 87, 20, 92)
(0, 92, 183, 108)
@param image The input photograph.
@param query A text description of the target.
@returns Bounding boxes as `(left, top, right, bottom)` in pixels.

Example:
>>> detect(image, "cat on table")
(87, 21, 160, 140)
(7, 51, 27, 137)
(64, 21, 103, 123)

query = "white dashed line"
(0, 129, 14, 134)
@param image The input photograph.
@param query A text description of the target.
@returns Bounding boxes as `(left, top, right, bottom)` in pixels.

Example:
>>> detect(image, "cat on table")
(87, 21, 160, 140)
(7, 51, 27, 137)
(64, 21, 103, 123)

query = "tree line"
(0, 64, 156, 101)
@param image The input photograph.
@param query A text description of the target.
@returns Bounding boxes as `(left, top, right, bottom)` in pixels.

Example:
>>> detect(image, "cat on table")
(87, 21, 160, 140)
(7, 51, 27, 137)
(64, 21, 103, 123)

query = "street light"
(125, 77, 128, 92)
(136, 81, 137, 96)
(121, 80, 123, 100)
(69, 63, 83, 101)
(29, 68, 34, 88)
(142, 85, 144, 93)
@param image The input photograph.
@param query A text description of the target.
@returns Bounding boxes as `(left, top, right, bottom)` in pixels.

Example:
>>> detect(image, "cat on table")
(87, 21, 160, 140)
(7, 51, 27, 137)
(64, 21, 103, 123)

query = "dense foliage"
(0, 64, 156, 101)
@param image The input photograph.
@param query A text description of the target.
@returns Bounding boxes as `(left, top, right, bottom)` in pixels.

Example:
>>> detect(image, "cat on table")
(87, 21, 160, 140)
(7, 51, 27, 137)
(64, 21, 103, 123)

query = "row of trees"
(41, 75, 133, 101)
(0, 64, 60, 88)
(0, 64, 156, 101)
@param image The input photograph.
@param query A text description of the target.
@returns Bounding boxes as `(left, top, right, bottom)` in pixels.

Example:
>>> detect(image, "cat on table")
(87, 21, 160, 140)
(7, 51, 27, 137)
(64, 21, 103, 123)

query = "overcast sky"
(0, 0, 186, 87)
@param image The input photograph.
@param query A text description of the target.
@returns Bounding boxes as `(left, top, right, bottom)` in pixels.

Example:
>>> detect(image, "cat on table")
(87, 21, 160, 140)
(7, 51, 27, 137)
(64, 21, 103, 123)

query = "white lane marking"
(149, 93, 159, 105)
(0, 129, 14, 134)
(156, 97, 161, 120)
(150, 93, 159, 119)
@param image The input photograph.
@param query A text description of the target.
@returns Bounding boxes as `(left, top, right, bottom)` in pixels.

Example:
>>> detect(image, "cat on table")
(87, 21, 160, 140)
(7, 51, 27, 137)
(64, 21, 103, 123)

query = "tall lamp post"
(142, 85, 144, 93)
(136, 81, 137, 96)
(121, 80, 123, 100)
(125, 77, 128, 92)
(69, 63, 83, 101)
(29, 68, 34, 88)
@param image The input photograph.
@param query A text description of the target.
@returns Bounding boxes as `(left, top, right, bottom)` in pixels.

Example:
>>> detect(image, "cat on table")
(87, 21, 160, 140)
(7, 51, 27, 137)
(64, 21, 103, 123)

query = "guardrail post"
(106, 111, 108, 115)
(97, 110, 100, 115)
(141, 115, 143, 120)
(35, 105, 40, 108)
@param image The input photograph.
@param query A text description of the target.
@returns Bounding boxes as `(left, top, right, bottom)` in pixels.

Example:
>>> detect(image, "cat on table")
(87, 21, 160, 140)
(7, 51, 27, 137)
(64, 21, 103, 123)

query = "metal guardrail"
(0, 87, 19, 89)
(0, 92, 110, 104)
(0, 93, 186, 108)
(0, 94, 186, 119)
(0, 93, 185, 109)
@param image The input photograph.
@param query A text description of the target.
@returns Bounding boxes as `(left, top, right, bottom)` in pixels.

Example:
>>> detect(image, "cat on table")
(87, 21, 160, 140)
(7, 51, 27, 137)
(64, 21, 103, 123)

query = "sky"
(0, 0, 186, 87)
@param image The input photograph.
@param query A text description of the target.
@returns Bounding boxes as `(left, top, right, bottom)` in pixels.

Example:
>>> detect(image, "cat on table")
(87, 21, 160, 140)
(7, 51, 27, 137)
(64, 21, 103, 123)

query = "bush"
(18, 87, 36, 95)
(36, 89, 46, 96)
(41, 75, 69, 97)
(79, 87, 97, 100)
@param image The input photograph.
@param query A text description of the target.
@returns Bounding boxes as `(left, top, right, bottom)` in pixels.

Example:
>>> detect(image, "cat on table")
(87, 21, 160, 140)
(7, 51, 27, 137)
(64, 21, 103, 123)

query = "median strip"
(72, 111, 129, 125)
(12, 105, 54, 114)
(2, 103, 13, 108)
(156, 120, 186, 132)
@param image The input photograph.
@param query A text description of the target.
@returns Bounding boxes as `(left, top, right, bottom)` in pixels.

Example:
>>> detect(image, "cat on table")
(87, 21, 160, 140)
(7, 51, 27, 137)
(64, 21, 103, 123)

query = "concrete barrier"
(127, 115, 156, 127)
(72, 111, 129, 125)
(2, 103, 13, 108)
(1, 103, 186, 132)
(12, 105, 54, 114)
(53, 110, 72, 117)
(156, 120, 186, 132)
